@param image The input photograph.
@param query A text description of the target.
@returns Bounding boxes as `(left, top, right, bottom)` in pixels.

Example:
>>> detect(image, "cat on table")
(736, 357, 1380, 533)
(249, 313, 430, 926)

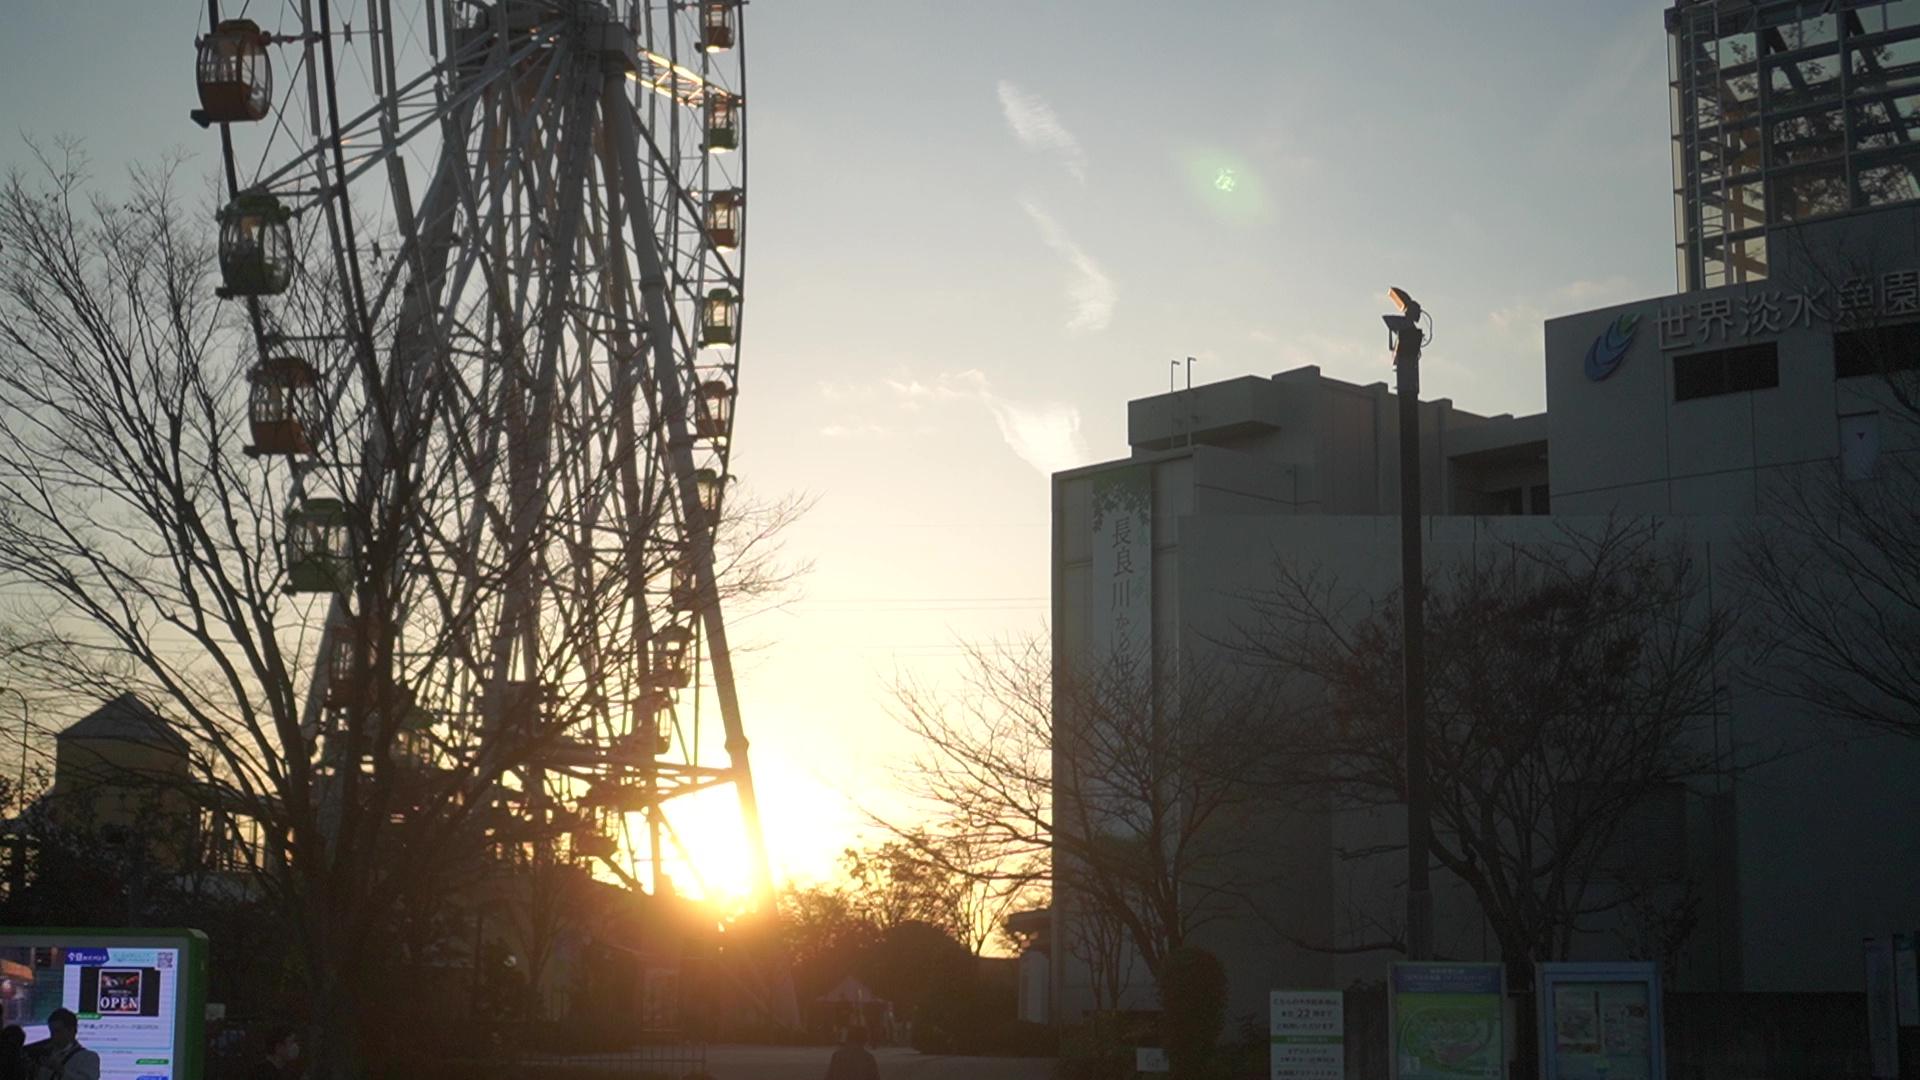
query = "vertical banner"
(1088, 465, 1152, 673)
(1082, 465, 1153, 838)
(1868, 937, 1901, 1079)
(1535, 962, 1664, 1080)
(1389, 963, 1505, 1080)
(1271, 990, 1343, 1080)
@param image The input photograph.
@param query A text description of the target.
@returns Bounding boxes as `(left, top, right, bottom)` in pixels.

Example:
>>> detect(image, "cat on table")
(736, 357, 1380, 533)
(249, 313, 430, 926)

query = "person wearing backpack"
(25, 1010, 98, 1080)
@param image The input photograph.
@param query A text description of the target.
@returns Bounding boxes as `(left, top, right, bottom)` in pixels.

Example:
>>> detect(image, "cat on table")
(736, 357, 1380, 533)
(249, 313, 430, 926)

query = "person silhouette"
(26, 1010, 98, 1080)
(822, 1024, 879, 1080)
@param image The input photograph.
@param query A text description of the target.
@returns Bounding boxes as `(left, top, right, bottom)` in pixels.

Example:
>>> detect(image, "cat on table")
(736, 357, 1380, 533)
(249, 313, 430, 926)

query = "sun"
(609, 787, 758, 909)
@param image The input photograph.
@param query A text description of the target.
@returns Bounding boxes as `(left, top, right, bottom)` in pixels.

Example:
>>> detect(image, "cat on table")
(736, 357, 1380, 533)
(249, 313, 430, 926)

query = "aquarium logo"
(1585, 313, 1641, 382)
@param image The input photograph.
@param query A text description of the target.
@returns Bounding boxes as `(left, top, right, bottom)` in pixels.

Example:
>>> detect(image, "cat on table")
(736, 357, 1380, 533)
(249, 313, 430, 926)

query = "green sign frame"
(0, 927, 208, 1080)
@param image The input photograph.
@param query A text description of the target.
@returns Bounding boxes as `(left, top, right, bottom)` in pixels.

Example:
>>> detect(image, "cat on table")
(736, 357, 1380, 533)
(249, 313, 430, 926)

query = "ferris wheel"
(191, 0, 768, 906)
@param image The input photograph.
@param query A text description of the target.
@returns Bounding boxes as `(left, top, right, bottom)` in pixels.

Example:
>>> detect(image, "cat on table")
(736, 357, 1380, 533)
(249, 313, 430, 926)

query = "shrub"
(1056, 1013, 1154, 1080)
(1156, 946, 1228, 1080)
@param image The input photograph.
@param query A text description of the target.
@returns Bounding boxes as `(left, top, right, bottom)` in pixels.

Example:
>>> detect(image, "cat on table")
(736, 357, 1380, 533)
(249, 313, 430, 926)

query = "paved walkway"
(704, 1044, 1054, 1080)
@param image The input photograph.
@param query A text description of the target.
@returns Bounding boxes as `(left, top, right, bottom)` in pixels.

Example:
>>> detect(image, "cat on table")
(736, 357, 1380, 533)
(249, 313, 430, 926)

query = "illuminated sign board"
(0, 929, 207, 1080)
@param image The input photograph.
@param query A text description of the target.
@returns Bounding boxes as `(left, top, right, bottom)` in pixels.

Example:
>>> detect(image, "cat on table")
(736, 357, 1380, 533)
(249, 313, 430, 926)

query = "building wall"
(1547, 208, 1920, 517)
(1184, 512, 1920, 994)
(1052, 347, 1920, 1020)
(1051, 383, 1547, 1024)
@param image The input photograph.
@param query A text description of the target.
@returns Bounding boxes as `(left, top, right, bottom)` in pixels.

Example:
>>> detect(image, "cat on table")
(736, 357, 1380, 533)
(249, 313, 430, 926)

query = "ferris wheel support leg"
(485, 60, 603, 751)
(590, 128, 672, 896)
(599, 76, 776, 914)
(295, 98, 476, 859)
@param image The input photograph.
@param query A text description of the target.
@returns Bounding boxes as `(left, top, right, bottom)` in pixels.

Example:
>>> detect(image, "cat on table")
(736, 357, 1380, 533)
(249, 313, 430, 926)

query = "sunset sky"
(0, 0, 1680, 895)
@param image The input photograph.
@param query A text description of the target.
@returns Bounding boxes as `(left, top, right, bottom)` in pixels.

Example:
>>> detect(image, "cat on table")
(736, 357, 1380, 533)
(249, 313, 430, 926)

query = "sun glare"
(622, 786, 759, 909)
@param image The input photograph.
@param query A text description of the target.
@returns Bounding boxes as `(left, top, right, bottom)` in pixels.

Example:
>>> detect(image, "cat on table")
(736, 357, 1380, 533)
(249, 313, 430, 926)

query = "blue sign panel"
(1391, 963, 1503, 995)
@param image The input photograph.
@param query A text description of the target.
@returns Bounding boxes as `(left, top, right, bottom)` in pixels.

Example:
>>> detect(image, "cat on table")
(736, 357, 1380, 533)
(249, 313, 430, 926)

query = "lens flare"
(1180, 148, 1270, 224)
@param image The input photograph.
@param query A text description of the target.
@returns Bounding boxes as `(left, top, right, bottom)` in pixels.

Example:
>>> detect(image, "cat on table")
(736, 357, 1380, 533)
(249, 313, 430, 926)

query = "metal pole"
(1393, 331, 1433, 962)
(0, 688, 27, 800)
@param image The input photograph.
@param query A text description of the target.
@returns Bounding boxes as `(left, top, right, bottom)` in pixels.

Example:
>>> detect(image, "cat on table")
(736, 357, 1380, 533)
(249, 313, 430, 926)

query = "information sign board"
(1536, 962, 1664, 1080)
(1895, 932, 1919, 1027)
(1270, 990, 1342, 1080)
(0, 929, 207, 1080)
(1389, 963, 1505, 1080)
(1867, 937, 1900, 1079)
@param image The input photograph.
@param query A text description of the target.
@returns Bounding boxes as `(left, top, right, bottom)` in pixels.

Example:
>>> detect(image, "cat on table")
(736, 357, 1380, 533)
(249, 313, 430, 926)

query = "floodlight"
(1388, 287, 1421, 321)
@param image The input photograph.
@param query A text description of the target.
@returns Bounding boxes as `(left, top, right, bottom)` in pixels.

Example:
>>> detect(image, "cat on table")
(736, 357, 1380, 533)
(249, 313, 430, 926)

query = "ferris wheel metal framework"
(196, 0, 770, 907)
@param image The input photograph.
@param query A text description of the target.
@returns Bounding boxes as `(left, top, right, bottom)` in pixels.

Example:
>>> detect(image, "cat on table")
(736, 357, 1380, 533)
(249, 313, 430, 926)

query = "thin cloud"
(884, 370, 990, 406)
(818, 368, 1088, 474)
(996, 80, 1086, 182)
(1020, 200, 1115, 334)
(987, 399, 1088, 477)
(1557, 277, 1640, 306)
(1487, 304, 1547, 337)
(819, 422, 894, 440)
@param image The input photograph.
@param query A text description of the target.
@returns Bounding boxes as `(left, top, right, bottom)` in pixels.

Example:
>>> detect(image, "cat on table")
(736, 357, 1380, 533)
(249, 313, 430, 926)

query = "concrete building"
(1045, 0, 1920, 1028)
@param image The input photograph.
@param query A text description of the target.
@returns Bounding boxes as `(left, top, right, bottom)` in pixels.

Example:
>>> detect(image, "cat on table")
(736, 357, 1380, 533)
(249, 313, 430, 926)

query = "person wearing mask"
(247, 1025, 300, 1080)
(26, 1010, 98, 1080)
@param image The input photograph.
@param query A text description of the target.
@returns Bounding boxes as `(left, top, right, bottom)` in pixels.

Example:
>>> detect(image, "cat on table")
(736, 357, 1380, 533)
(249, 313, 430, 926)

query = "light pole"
(0, 687, 26, 804)
(0, 688, 26, 794)
(1383, 287, 1433, 962)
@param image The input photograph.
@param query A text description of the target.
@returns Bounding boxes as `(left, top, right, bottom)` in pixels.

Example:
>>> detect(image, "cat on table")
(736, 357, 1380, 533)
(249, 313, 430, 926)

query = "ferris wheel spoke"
(614, 94, 739, 283)
(483, 67, 602, 703)
(602, 73, 772, 905)
(252, 32, 534, 211)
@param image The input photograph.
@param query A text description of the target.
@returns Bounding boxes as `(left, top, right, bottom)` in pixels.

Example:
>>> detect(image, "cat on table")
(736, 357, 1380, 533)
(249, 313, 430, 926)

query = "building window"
(1841, 412, 1882, 480)
(1529, 484, 1551, 515)
(1674, 342, 1780, 402)
(1834, 321, 1920, 377)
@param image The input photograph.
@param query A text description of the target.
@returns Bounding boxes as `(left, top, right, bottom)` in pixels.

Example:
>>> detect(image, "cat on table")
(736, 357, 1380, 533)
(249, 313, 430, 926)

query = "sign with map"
(1389, 963, 1504, 1079)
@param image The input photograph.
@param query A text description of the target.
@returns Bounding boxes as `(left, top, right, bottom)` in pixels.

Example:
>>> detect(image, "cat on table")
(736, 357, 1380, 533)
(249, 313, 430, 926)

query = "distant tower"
(1666, 0, 1920, 291)
(49, 694, 196, 861)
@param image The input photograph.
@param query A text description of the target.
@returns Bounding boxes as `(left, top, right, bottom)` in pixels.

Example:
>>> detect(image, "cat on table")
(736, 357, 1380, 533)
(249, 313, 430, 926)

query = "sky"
(0, 0, 1681, 895)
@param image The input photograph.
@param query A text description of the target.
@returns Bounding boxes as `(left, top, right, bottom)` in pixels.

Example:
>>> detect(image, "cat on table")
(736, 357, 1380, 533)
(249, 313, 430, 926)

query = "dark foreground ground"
(705, 1044, 1054, 1080)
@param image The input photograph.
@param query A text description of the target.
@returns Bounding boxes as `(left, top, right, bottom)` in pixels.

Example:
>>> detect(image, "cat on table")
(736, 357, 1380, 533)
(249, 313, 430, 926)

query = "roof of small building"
(819, 975, 887, 1004)
(59, 693, 189, 753)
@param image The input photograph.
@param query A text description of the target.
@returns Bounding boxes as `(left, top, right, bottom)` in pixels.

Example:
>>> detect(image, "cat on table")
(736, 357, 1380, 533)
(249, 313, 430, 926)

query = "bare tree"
(1741, 231, 1920, 743)
(1239, 519, 1730, 1070)
(1063, 893, 1136, 1013)
(0, 153, 794, 1076)
(887, 638, 1289, 986)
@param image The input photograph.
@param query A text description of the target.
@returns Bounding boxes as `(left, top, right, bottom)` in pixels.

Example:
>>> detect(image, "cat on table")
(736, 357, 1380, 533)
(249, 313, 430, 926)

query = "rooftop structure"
(1668, 0, 1920, 290)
